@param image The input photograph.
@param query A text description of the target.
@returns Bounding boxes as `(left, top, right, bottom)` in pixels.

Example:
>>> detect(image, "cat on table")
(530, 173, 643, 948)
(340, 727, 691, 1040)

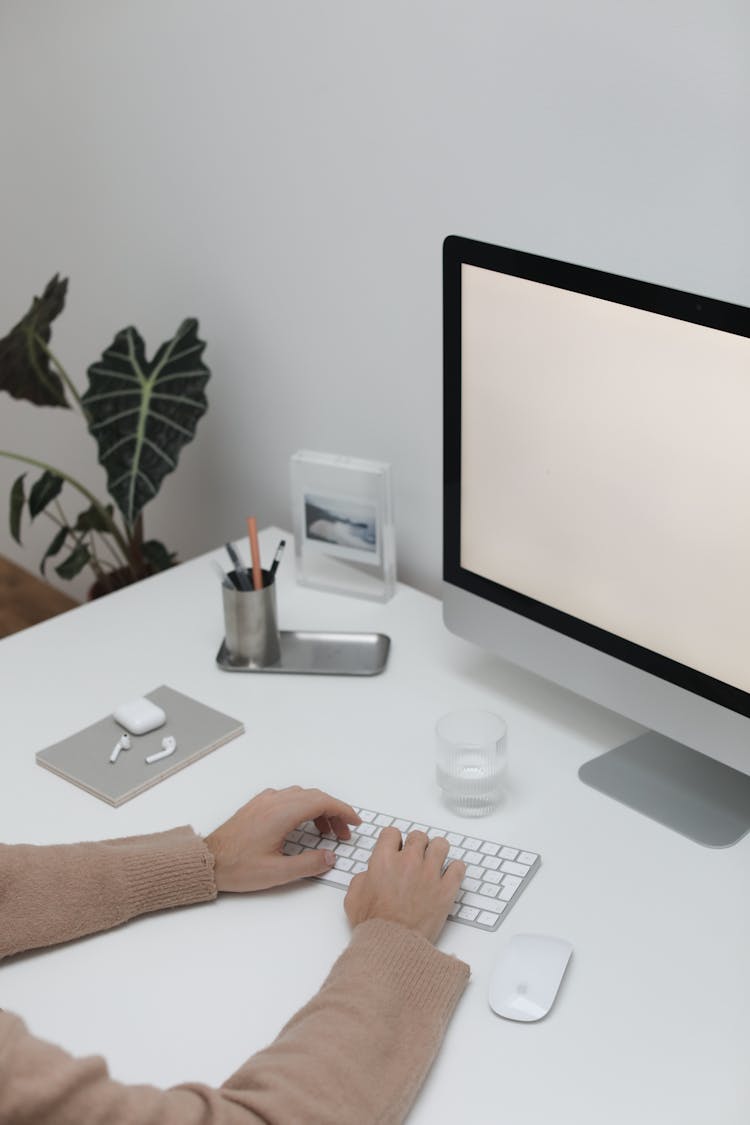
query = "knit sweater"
(0, 827, 470, 1124)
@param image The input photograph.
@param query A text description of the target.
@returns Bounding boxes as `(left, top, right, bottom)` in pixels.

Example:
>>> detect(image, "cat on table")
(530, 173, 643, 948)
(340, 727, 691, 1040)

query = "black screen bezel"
(443, 235, 750, 720)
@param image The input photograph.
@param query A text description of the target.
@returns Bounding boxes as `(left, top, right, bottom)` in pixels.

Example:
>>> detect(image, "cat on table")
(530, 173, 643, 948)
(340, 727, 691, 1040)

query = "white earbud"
(145, 735, 177, 765)
(109, 732, 131, 764)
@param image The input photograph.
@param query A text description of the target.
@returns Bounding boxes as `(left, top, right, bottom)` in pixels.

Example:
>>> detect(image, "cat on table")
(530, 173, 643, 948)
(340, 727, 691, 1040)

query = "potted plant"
(0, 275, 210, 595)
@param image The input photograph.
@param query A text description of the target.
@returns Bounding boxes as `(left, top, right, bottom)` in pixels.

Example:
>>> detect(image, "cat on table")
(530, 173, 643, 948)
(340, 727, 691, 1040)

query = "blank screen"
(460, 263, 750, 695)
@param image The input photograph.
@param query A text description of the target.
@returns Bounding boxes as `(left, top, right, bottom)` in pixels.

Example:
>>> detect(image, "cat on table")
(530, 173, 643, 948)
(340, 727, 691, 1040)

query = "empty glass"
(435, 709, 507, 817)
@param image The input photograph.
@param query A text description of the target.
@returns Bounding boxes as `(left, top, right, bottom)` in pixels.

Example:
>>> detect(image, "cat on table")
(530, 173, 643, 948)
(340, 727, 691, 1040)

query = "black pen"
(268, 539, 286, 580)
(224, 542, 252, 591)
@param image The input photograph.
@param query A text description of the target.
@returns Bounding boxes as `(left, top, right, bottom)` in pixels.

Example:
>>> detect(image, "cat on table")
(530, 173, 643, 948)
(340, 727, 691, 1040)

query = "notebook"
(36, 685, 244, 806)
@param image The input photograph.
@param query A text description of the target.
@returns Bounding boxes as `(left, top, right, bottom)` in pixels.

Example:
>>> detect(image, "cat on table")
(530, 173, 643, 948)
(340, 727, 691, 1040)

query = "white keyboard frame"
(284, 805, 542, 932)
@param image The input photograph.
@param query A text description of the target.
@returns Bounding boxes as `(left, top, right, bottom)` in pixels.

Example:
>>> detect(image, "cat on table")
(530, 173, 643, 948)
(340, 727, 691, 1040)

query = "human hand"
(204, 786, 361, 892)
(344, 827, 466, 943)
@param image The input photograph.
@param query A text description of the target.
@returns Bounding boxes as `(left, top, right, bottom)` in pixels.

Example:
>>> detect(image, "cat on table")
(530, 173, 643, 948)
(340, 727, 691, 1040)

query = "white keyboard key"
(502, 874, 523, 892)
(356, 822, 376, 836)
(375, 814, 393, 826)
(318, 868, 354, 887)
(283, 841, 303, 855)
(300, 821, 316, 832)
(335, 844, 354, 858)
(353, 848, 371, 863)
(477, 911, 499, 928)
(317, 838, 337, 851)
(466, 865, 484, 880)
(447, 833, 464, 846)
(458, 905, 479, 922)
(428, 828, 447, 839)
(352, 862, 367, 874)
(481, 855, 501, 871)
(411, 823, 429, 834)
(359, 810, 376, 822)
(300, 832, 321, 847)
(393, 818, 411, 831)
(517, 852, 537, 866)
(462, 877, 481, 892)
(499, 846, 518, 860)
(461, 891, 506, 914)
(464, 850, 482, 865)
(357, 835, 376, 850)
(335, 856, 354, 871)
(483, 869, 502, 885)
(462, 837, 481, 851)
(287, 829, 303, 842)
(481, 841, 500, 856)
(497, 883, 516, 901)
(479, 882, 499, 898)
(501, 860, 528, 877)
(448, 846, 465, 860)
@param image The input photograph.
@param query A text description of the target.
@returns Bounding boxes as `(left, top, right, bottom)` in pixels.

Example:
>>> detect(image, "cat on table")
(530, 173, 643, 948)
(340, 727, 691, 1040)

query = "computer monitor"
(443, 235, 750, 848)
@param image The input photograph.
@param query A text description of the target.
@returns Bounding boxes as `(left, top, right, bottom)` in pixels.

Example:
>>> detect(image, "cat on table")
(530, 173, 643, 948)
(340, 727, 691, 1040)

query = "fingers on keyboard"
(287, 807, 538, 933)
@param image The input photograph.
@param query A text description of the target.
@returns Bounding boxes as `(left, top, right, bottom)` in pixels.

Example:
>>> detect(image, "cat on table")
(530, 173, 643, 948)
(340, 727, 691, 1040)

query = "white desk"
(1, 528, 747, 1124)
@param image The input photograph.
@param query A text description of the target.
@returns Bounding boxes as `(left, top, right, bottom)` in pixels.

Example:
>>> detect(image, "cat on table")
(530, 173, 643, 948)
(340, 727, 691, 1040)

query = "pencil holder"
(222, 571, 281, 667)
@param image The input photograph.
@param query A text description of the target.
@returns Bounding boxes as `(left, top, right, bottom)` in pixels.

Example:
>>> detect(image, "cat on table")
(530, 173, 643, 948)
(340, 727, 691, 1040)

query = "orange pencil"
(246, 516, 263, 591)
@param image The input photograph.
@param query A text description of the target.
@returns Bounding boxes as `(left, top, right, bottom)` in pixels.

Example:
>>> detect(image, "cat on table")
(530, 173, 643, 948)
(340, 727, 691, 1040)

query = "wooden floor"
(0, 555, 79, 639)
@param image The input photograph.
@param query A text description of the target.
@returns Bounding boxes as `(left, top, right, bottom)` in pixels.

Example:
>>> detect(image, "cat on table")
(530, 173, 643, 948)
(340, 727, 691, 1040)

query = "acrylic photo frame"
(290, 450, 396, 602)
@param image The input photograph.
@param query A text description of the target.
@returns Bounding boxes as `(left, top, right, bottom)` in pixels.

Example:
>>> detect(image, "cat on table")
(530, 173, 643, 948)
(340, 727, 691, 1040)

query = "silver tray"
(216, 630, 390, 676)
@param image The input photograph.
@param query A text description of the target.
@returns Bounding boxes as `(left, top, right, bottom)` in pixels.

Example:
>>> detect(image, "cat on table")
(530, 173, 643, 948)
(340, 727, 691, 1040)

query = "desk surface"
(1, 529, 747, 1124)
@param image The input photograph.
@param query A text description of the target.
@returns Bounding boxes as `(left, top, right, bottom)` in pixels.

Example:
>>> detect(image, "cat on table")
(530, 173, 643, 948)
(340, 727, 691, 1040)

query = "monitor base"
(578, 732, 750, 848)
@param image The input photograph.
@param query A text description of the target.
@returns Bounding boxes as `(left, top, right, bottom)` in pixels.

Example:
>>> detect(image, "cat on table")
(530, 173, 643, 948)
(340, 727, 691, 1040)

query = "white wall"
(1, 0, 748, 602)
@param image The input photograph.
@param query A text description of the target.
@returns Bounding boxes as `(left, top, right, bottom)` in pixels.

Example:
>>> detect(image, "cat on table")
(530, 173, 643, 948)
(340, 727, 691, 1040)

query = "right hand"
(344, 827, 466, 943)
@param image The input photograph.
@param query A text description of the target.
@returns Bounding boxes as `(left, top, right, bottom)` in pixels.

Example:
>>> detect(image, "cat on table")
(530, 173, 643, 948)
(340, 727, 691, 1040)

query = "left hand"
(204, 785, 361, 892)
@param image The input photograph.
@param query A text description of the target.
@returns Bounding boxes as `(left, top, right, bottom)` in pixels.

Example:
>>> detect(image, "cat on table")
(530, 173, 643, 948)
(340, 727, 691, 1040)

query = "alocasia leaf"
(9, 473, 26, 543)
(55, 543, 90, 580)
(82, 319, 210, 528)
(0, 275, 70, 407)
(29, 470, 64, 518)
(141, 538, 177, 573)
(74, 502, 114, 533)
(40, 526, 69, 575)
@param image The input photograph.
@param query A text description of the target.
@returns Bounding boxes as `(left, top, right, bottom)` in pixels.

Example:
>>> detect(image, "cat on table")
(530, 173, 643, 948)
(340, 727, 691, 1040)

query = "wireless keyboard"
(284, 805, 541, 932)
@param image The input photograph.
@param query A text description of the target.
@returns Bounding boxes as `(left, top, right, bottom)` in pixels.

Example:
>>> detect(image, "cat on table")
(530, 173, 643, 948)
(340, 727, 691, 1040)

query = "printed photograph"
(304, 493, 378, 554)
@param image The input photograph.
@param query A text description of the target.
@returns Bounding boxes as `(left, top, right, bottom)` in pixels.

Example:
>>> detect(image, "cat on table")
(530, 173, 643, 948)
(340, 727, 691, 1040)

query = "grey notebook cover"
(36, 685, 244, 807)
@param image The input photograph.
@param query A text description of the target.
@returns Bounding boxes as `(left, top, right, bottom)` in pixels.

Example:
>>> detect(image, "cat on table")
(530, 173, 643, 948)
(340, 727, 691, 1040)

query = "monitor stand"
(578, 732, 750, 848)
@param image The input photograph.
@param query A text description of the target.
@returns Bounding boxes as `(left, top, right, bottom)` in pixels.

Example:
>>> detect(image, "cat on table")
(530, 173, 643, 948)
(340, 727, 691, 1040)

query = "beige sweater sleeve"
(0, 832, 470, 1125)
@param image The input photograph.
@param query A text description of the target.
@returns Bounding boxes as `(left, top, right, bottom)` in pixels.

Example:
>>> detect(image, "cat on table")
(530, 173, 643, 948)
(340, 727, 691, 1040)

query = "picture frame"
(290, 450, 396, 602)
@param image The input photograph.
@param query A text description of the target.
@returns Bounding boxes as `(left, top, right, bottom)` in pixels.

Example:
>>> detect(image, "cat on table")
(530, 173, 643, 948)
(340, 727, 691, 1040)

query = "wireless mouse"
(488, 933, 573, 1021)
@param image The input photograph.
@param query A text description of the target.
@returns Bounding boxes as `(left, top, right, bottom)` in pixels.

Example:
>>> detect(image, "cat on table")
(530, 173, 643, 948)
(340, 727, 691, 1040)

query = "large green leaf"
(82, 319, 210, 527)
(0, 275, 70, 407)
(9, 473, 26, 543)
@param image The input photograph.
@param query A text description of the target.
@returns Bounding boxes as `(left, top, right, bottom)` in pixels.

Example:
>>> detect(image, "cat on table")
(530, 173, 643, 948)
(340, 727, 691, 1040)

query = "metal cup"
(222, 570, 281, 667)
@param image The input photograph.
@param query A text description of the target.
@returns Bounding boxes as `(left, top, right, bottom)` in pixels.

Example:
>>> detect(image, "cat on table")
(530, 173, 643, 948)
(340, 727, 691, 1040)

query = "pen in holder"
(222, 570, 281, 668)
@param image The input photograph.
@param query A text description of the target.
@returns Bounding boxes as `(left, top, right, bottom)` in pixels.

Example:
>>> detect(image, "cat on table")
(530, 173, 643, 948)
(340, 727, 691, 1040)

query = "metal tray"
(216, 630, 390, 676)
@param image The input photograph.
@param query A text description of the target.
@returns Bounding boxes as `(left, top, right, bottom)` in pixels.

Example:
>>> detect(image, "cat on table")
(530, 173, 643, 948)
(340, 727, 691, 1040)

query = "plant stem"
(0, 450, 132, 567)
(34, 335, 88, 417)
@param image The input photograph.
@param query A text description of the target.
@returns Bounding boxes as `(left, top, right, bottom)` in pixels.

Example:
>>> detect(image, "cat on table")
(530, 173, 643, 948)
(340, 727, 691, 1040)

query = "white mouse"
(488, 933, 573, 1021)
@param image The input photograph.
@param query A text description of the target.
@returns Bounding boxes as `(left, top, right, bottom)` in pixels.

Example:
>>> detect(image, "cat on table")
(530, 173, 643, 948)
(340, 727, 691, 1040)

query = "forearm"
(222, 919, 470, 1123)
(0, 828, 216, 959)
(0, 920, 468, 1125)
